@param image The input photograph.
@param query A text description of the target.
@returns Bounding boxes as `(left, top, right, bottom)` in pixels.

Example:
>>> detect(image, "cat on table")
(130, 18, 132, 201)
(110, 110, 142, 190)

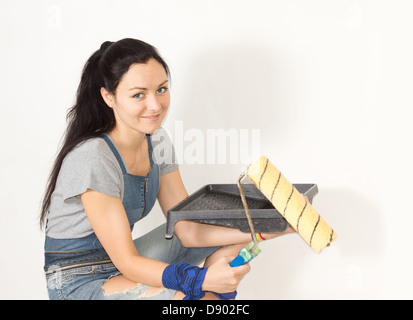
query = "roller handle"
(229, 245, 260, 267)
(230, 254, 250, 267)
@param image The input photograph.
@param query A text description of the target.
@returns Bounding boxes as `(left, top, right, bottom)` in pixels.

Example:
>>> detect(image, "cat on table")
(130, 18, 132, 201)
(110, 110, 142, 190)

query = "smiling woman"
(40, 38, 292, 301)
(40, 38, 255, 300)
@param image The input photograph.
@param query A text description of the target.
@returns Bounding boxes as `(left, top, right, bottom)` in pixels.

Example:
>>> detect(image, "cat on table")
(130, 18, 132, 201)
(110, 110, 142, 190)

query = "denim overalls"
(44, 134, 219, 300)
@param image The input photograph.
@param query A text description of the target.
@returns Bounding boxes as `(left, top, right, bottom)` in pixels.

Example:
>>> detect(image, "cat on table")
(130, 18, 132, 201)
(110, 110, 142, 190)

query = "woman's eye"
(157, 87, 168, 94)
(133, 93, 144, 99)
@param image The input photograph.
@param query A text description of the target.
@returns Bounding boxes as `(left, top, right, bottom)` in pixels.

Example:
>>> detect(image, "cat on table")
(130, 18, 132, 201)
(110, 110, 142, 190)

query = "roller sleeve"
(247, 156, 337, 253)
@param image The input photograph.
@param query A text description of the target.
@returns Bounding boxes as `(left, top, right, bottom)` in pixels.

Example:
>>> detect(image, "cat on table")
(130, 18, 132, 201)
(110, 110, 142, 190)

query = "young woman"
(41, 38, 294, 300)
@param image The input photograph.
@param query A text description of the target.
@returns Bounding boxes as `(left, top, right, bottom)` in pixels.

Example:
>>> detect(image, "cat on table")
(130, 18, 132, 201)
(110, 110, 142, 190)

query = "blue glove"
(214, 291, 238, 300)
(162, 263, 208, 300)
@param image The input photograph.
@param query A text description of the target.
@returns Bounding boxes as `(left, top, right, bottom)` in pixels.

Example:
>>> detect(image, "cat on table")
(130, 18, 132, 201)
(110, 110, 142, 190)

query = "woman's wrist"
(202, 267, 237, 300)
(201, 267, 212, 292)
(162, 263, 208, 300)
(252, 232, 266, 242)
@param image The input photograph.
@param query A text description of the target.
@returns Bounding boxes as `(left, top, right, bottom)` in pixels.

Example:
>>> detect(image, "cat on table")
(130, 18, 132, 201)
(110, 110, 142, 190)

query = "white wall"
(1, 0, 412, 299)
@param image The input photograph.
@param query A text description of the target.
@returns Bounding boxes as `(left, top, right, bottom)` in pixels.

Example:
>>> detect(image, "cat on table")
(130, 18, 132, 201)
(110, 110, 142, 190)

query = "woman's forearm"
(174, 197, 307, 248)
(121, 255, 167, 288)
(121, 251, 250, 297)
(175, 221, 255, 247)
(175, 220, 294, 248)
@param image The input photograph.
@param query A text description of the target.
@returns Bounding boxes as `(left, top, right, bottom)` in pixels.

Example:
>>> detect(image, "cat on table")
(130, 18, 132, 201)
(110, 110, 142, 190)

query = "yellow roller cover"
(247, 156, 337, 253)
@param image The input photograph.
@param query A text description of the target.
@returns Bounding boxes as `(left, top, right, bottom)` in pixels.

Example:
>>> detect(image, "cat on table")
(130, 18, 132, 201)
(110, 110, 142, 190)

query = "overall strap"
(102, 135, 127, 174)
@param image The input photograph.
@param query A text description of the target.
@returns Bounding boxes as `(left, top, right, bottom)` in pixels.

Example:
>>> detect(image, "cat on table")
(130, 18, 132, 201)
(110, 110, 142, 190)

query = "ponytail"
(40, 38, 169, 228)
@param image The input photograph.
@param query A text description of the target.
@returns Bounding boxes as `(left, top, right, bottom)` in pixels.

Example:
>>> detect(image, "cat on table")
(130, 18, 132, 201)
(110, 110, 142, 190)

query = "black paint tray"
(165, 183, 318, 239)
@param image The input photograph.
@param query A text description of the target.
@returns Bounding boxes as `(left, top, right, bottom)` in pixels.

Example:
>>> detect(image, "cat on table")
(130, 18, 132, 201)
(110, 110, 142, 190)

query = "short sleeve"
(151, 128, 179, 175)
(58, 139, 123, 201)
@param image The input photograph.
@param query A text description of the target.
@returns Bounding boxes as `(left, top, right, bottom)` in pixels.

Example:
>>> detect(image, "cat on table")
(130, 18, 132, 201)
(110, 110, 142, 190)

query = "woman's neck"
(109, 126, 147, 153)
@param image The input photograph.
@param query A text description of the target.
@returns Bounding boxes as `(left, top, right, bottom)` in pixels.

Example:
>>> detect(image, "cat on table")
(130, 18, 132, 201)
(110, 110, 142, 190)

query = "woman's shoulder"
(63, 136, 119, 169)
(74, 136, 110, 153)
(56, 135, 123, 203)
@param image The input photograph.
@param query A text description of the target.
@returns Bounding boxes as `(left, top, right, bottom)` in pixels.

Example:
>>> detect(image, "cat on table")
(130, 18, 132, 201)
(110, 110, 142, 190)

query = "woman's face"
(102, 58, 170, 136)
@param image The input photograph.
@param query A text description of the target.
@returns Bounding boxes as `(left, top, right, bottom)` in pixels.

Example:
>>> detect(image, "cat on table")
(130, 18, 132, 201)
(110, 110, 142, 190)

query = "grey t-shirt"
(45, 128, 178, 239)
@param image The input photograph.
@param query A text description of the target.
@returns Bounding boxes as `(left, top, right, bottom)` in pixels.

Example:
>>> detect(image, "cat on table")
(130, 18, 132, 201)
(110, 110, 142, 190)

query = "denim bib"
(102, 134, 160, 228)
(44, 134, 160, 254)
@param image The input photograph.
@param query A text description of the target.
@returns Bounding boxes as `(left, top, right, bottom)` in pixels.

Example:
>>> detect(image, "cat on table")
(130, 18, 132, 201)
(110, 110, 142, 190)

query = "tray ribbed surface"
(180, 192, 273, 211)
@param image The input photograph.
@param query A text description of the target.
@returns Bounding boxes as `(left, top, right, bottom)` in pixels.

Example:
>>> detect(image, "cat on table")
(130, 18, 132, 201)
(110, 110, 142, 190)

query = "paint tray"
(165, 183, 318, 239)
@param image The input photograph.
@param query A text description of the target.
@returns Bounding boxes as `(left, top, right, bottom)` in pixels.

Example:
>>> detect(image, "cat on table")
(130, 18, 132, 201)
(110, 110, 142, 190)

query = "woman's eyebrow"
(128, 80, 169, 91)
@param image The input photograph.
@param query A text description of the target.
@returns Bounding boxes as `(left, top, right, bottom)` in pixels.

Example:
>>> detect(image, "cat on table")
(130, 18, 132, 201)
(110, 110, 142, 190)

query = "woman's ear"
(100, 87, 115, 108)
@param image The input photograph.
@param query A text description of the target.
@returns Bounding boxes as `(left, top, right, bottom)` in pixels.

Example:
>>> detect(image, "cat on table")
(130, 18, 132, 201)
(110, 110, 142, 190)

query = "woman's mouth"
(141, 114, 161, 121)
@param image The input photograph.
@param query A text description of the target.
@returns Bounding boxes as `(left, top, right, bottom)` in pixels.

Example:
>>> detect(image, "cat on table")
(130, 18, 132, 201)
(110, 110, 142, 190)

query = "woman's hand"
(261, 225, 296, 240)
(202, 256, 250, 294)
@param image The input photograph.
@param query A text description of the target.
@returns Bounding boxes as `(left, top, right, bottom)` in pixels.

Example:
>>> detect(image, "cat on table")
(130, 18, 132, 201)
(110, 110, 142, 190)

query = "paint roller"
(230, 156, 337, 267)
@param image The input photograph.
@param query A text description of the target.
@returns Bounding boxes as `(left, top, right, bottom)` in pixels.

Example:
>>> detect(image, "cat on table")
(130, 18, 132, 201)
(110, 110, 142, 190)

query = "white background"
(1, 0, 412, 299)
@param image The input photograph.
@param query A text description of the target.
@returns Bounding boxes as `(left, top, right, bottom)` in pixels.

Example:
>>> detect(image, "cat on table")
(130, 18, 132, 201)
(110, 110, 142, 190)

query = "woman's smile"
(141, 113, 161, 121)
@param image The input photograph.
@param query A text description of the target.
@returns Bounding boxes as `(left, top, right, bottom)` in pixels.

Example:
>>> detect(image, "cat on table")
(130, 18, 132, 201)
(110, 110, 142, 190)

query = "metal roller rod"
(237, 172, 259, 249)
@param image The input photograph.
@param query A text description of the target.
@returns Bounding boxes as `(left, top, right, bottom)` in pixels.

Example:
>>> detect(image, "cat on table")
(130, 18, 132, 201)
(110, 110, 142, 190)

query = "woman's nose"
(146, 95, 162, 112)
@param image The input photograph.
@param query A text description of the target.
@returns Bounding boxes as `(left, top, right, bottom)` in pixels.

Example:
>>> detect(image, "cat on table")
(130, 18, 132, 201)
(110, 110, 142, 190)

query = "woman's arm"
(80, 189, 167, 287)
(80, 188, 250, 294)
(157, 170, 294, 248)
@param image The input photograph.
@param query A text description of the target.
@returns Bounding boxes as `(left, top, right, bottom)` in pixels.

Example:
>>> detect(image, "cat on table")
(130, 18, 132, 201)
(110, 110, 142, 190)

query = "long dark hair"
(40, 38, 170, 228)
